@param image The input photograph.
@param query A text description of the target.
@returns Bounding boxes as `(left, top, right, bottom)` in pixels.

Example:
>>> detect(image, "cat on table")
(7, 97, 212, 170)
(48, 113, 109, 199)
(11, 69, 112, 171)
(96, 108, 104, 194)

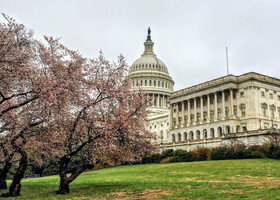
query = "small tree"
(0, 14, 87, 196)
(52, 53, 156, 194)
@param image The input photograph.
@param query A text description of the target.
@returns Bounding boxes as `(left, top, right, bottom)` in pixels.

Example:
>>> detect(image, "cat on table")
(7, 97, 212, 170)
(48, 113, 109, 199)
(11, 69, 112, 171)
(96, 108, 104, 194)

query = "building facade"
(128, 29, 280, 150)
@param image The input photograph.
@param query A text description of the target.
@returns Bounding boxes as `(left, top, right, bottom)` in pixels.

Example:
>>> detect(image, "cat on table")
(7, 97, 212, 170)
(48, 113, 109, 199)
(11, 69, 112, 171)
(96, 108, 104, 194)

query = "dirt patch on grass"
(221, 189, 244, 194)
(96, 189, 171, 200)
(181, 177, 196, 181)
(230, 175, 280, 188)
(197, 179, 230, 183)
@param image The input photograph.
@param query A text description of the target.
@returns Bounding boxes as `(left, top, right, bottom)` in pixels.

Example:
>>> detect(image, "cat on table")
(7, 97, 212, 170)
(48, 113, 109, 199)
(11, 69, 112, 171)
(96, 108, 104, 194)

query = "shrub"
(161, 149, 174, 159)
(160, 157, 174, 163)
(211, 146, 234, 160)
(271, 149, 280, 159)
(141, 153, 162, 164)
(173, 149, 194, 162)
(250, 151, 266, 158)
(192, 147, 211, 161)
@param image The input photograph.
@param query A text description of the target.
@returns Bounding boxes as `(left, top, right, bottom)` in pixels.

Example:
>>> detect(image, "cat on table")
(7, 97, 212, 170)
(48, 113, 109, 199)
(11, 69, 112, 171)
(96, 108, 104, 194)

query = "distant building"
(128, 29, 280, 150)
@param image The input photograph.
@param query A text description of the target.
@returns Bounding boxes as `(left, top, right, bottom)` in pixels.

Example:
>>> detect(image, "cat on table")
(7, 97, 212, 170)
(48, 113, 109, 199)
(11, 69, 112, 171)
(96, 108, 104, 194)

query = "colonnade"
(151, 94, 169, 108)
(170, 89, 235, 129)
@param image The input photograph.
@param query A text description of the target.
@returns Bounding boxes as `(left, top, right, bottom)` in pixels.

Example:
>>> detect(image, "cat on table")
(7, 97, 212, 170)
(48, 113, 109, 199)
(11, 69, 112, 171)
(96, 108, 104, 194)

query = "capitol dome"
(128, 28, 174, 109)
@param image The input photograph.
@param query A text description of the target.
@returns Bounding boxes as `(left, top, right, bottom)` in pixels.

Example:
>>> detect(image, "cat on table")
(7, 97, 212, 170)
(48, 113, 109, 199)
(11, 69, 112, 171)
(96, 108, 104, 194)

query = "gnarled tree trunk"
(57, 155, 94, 194)
(1, 149, 27, 197)
(0, 158, 13, 189)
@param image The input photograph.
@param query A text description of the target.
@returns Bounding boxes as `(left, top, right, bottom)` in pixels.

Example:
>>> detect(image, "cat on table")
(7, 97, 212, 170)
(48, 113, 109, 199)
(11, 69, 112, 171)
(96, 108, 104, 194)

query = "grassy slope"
(1, 159, 280, 200)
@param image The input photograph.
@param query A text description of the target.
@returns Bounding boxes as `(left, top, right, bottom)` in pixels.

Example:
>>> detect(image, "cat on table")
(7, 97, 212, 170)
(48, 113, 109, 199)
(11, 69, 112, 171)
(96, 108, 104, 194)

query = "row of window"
(171, 125, 244, 143)
(173, 105, 246, 127)
(261, 104, 280, 118)
(132, 63, 165, 71)
(133, 79, 172, 89)
(260, 91, 280, 100)
(150, 122, 169, 130)
(174, 93, 238, 111)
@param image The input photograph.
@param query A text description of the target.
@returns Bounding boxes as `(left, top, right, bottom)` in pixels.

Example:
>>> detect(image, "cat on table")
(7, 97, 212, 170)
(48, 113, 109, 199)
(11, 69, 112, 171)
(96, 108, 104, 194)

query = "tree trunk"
(58, 177, 70, 194)
(1, 149, 27, 197)
(0, 159, 12, 190)
(57, 155, 94, 194)
(57, 155, 71, 194)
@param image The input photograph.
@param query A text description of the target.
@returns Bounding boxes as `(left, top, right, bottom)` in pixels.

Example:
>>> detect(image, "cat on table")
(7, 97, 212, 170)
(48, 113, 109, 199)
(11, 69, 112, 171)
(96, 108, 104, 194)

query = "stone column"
(170, 104, 173, 129)
(187, 100, 191, 126)
(200, 96, 203, 123)
(152, 94, 155, 107)
(194, 98, 197, 124)
(222, 90, 225, 119)
(176, 103, 179, 128)
(182, 101, 185, 127)
(230, 89, 234, 117)
(157, 94, 160, 108)
(207, 94, 210, 122)
(214, 92, 218, 120)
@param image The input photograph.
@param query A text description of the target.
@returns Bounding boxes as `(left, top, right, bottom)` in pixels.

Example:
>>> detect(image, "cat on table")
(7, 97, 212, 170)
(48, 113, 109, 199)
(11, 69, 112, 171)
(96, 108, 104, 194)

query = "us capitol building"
(128, 28, 280, 150)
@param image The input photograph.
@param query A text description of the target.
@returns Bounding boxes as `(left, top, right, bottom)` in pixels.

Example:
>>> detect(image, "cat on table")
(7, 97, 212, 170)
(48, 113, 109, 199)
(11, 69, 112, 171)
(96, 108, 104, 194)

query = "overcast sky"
(1, 0, 280, 90)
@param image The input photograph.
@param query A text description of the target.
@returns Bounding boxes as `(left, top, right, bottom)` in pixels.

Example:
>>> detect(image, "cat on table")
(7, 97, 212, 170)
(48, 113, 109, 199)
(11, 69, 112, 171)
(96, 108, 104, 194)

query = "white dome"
(128, 29, 174, 104)
(130, 55, 169, 74)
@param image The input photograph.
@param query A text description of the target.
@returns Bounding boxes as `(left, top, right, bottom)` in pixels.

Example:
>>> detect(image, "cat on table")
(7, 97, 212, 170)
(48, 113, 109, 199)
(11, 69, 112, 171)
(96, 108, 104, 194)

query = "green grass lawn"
(1, 159, 280, 199)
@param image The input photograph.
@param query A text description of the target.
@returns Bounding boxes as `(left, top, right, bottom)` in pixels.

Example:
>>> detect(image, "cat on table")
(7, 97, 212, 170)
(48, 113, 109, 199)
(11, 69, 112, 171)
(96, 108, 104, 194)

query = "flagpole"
(226, 47, 229, 75)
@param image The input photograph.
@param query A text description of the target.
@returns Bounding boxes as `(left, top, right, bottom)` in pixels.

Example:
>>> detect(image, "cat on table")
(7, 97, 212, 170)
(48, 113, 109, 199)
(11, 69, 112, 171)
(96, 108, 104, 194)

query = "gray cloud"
(1, 0, 279, 90)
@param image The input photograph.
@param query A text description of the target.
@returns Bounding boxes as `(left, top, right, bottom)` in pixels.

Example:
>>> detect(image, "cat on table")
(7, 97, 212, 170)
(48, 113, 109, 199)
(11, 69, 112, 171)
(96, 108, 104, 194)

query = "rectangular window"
(191, 115, 194, 124)
(225, 108, 229, 117)
(197, 114, 201, 123)
(210, 111, 214, 120)
(262, 107, 266, 117)
(240, 92, 244, 97)
(218, 109, 221, 119)
(269, 93, 273, 99)
(261, 91, 265, 97)
(234, 106, 237, 116)
(225, 95, 228, 102)
(241, 107, 246, 117)
(270, 108, 275, 119)
(203, 112, 207, 122)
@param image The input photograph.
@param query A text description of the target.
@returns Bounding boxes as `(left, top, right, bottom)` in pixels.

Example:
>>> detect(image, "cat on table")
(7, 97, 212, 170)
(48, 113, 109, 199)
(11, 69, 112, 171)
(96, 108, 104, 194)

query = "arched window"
(236, 125, 241, 133)
(189, 131, 194, 141)
(172, 134, 176, 143)
(210, 128, 215, 138)
(178, 133, 181, 142)
(226, 125, 231, 134)
(184, 132, 187, 141)
(218, 127, 222, 137)
(196, 130, 201, 140)
(203, 129, 207, 139)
